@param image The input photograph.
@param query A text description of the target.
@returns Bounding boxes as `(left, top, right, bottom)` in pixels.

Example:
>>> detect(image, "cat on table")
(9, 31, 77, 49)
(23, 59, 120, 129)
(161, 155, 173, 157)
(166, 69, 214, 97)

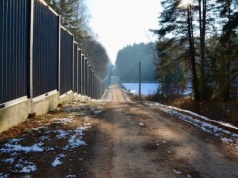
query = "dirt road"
(86, 85, 238, 178)
(1, 85, 238, 177)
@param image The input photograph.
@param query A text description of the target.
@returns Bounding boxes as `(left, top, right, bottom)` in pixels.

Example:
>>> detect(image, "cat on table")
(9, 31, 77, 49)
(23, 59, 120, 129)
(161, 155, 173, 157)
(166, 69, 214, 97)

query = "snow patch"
(221, 138, 233, 144)
(66, 175, 77, 178)
(52, 154, 66, 167)
(19, 164, 37, 173)
(3, 158, 15, 164)
(0, 142, 44, 153)
(52, 118, 75, 125)
(63, 135, 86, 150)
(173, 169, 182, 174)
(15, 159, 37, 173)
(94, 110, 102, 114)
(55, 130, 69, 139)
(0, 173, 9, 178)
(139, 122, 144, 126)
(144, 101, 238, 144)
(52, 157, 62, 167)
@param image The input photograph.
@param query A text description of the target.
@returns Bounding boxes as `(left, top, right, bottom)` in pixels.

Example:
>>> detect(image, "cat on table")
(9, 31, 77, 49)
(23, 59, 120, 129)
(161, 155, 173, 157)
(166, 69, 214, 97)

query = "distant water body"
(122, 83, 160, 95)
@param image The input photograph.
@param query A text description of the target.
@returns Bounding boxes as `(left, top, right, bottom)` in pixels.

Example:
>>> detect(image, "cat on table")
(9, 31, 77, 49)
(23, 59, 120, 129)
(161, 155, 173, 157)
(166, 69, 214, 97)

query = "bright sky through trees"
(86, 0, 162, 64)
(179, 0, 193, 8)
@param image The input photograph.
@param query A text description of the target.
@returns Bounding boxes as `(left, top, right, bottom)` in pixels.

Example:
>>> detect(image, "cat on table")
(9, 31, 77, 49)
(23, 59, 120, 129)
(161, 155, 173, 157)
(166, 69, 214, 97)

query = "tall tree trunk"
(199, 0, 206, 99)
(225, 3, 232, 100)
(187, 5, 200, 101)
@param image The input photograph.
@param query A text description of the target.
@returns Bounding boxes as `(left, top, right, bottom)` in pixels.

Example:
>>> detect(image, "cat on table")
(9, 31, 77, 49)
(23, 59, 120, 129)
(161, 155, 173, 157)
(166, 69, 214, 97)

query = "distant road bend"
(88, 84, 238, 178)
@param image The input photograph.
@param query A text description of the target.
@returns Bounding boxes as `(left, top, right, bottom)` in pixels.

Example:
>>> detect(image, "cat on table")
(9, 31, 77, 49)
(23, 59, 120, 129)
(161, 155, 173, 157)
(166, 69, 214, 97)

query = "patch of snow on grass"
(40, 136, 49, 141)
(144, 101, 238, 144)
(52, 118, 75, 125)
(94, 110, 102, 114)
(173, 169, 182, 174)
(3, 158, 15, 164)
(0, 142, 44, 153)
(8, 138, 24, 144)
(130, 90, 137, 94)
(55, 130, 69, 139)
(15, 159, 37, 173)
(0, 173, 9, 178)
(139, 122, 144, 126)
(63, 135, 86, 150)
(19, 164, 37, 173)
(52, 154, 66, 167)
(52, 157, 62, 167)
(66, 175, 77, 178)
(221, 138, 233, 144)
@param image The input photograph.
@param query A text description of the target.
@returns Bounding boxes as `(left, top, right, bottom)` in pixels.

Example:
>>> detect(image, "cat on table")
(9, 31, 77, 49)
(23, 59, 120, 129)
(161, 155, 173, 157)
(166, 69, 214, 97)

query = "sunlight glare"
(179, 0, 193, 8)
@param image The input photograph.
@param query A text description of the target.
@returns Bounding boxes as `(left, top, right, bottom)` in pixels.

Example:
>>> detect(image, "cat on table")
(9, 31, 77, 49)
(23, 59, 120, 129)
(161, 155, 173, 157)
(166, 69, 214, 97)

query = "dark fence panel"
(60, 27, 73, 95)
(81, 55, 85, 95)
(0, 0, 30, 104)
(73, 43, 78, 92)
(84, 58, 88, 96)
(33, 0, 59, 97)
(89, 68, 92, 97)
(78, 50, 82, 94)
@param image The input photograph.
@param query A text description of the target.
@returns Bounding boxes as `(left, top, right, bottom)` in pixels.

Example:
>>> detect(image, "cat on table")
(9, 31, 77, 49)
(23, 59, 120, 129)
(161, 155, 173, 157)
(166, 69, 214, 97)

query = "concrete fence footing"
(0, 91, 99, 133)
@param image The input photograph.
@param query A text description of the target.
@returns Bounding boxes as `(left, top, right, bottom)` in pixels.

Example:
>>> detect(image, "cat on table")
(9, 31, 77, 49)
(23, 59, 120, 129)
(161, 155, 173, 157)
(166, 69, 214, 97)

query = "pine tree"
(152, 0, 201, 100)
(216, 0, 238, 100)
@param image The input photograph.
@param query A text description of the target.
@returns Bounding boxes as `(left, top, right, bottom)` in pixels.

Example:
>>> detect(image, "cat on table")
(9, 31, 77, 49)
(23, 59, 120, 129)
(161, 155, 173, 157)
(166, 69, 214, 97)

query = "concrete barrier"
(32, 90, 59, 116)
(78, 94, 83, 102)
(59, 90, 74, 104)
(0, 89, 104, 133)
(0, 98, 30, 133)
(73, 93, 80, 101)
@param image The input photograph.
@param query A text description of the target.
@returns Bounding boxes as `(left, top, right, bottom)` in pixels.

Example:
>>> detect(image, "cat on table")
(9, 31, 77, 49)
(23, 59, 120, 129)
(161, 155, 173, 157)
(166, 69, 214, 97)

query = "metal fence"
(81, 55, 86, 96)
(60, 27, 73, 95)
(0, 0, 109, 107)
(73, 42, 78, 92)
(33, 0, 59, 97)
(0, 0, 30, 105)
(77, 49, 82, 94)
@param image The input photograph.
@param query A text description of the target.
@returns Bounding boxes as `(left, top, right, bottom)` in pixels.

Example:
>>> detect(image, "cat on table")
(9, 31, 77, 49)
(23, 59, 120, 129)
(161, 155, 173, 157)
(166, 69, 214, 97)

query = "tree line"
(115, 43, 157, 82)
(45, 0, 112, 79)
(152, 0, 238, 101)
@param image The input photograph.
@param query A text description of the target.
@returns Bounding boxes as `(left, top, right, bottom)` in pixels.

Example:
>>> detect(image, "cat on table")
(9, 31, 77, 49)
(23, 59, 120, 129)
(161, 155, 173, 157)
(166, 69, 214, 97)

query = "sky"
(86, 0, 162, 64)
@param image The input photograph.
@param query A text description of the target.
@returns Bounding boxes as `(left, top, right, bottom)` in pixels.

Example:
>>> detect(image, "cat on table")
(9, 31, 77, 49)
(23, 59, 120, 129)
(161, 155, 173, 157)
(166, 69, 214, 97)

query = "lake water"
(122, 83, 160, 95)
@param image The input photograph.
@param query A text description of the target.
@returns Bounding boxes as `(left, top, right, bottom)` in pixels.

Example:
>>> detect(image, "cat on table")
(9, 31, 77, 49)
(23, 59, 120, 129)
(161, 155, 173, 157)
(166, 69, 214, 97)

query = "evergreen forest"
(152, 0, 238, 101)
(115, 43, 157, 82)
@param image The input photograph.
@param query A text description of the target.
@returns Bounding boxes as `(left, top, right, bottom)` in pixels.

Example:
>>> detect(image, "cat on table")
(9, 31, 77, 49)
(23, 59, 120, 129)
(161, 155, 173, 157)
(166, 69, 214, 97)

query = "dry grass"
(129, 93, 238, 126)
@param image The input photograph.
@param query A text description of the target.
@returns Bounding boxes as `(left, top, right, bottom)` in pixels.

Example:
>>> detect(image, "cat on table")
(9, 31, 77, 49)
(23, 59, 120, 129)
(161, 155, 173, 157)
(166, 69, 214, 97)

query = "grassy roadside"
(128, 92, 238, 126)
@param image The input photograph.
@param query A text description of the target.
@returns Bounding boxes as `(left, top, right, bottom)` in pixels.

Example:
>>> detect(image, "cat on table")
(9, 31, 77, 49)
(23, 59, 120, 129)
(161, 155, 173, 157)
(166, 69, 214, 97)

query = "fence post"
(58, 17, 61, 94)
(72, 41, 75, 93)
(29, 0, 35, 114)
(139, 62, 141, 101)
